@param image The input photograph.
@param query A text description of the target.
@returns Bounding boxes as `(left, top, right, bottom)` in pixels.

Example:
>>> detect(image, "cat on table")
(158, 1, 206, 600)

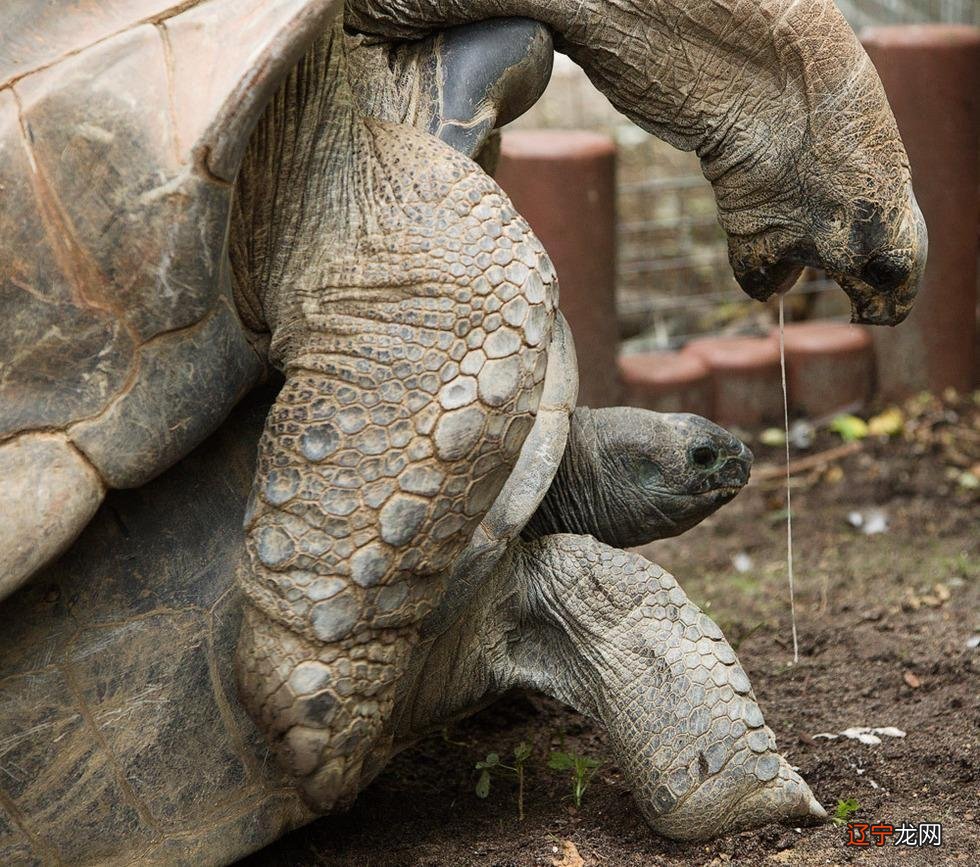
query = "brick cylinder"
(494, 130, 621, 407)
(681, 336, 783, 429)
(618, 351, 713, 416)
(862, 25, 980, 397)
(773, 321, 875, 418)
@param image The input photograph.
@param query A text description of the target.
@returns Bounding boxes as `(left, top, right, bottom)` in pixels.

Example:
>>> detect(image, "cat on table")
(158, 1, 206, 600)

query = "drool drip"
(778, 296, 799, 663)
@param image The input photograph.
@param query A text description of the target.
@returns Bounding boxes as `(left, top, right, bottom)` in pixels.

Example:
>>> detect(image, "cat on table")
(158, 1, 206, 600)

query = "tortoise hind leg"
(234, 327, 549, 808)
(237, 601, 406, 808)
(0, 433, 104, 600)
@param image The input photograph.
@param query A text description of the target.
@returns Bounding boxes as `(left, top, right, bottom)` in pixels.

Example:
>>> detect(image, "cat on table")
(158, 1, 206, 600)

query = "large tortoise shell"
(0, 0, 339, 486)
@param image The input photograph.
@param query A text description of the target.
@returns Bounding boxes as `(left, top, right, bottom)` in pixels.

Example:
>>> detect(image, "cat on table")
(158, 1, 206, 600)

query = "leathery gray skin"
(1, 0, 925, 855)
(228, 4, 924, 828)
(525, 407, 754, 547)
(413, 536, 823, 841)
(399, 413, 827, 842)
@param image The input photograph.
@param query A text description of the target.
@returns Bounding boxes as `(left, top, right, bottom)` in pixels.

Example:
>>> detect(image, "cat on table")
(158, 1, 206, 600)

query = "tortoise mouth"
(709, 484, 744, 498)
(835, 272, 917, 326)
(693, 484, 744, 509)
(733, 259, 805, 303)
(704, 450, 753, 492)
(729, 186, 927, 329)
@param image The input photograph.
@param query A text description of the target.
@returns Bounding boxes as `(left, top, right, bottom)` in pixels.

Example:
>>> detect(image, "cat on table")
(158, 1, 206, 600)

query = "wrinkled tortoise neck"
(347, 0, 860, 200)
(523, 406, 614, 542)
(346, 0, 925, 320)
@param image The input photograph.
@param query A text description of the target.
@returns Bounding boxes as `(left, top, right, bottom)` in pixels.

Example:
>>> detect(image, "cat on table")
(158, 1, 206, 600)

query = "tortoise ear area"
(167, 0, 342, 182)
(632, 456, 666, 490)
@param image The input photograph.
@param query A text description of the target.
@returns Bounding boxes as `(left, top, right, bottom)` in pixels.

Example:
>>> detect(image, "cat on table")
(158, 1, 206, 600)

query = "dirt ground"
(245, 393, 979, 867)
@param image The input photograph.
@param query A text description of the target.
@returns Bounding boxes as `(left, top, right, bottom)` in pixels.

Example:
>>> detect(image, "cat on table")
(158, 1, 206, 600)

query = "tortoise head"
(598, 409, 753, 544)
(525, 407, 751, 549)
(346, 0, 927, 324)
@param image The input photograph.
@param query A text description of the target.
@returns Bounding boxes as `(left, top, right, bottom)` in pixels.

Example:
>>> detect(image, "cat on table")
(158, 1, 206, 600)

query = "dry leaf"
(903, 671, 922, 689)
(919, 584, 950, 607)
(902, 593, 922, 611)
(824, 465, 844, 484)
(552, 840, 585, 867)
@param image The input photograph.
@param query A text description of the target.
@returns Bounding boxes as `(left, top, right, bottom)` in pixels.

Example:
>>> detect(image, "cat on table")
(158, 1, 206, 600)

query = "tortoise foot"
(236, 602, 406, 812)
(513, 535, 827, 841)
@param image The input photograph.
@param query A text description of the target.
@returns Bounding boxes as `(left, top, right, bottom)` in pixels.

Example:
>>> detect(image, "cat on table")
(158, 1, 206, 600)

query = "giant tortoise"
(1, 359, 789, 863)
(1, 0, 925, 861)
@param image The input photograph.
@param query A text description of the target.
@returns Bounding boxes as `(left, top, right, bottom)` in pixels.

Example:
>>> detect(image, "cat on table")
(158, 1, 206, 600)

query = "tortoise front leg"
(233, 110, 557, 808)
(507, 535, 825, 840)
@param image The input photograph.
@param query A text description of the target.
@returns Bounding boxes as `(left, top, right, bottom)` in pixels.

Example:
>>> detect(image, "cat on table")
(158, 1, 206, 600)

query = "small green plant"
(832, 797, 861, 825)
(548, 750, 601, 807)
(830, 414, 869, 442)
(475, 741, 533, 820)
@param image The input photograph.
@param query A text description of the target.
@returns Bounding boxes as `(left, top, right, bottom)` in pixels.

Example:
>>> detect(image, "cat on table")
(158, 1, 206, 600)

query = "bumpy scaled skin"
(2, 0, 927, 857)
(231, 22, 558, 810)
(0, 2, 551, 600)
(347, 0, 928, 323)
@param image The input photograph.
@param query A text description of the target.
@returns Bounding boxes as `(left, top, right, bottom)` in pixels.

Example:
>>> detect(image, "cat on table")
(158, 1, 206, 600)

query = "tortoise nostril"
(861, 254, 910, 291)
(691, 445, 718, 469)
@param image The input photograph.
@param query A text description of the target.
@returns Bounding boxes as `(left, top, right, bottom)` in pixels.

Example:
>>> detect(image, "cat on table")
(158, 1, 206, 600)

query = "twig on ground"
(752, 441, 862, 483)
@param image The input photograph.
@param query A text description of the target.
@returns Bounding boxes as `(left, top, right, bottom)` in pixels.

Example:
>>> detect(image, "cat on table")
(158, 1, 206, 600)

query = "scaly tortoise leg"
(234, 109, 558, 809)
(508, 535, 825, 840)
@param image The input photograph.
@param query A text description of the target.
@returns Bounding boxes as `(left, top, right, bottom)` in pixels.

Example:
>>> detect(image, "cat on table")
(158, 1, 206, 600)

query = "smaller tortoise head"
(524, 407, 752, 549)
(602, 408, 753, 545)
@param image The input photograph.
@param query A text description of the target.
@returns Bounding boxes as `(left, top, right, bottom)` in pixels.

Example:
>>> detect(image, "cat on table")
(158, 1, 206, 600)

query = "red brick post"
(682, 336, 783, 428)
(862, 25, 980, 397)
(618, 351, 714, 416)
(495, 130, 621, 406)
(773, 322, 876, 418)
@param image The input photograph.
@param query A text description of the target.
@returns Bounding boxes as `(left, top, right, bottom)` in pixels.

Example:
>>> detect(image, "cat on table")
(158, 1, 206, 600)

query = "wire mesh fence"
(508, 1, 979, 354)
(838, 0, 979, 29)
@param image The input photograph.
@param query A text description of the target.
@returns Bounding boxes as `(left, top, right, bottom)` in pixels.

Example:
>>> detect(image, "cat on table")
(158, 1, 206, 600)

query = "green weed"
(832, 797, 861, 825)
(475, 741, 533, 820)
(548, 750, 601, 808)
